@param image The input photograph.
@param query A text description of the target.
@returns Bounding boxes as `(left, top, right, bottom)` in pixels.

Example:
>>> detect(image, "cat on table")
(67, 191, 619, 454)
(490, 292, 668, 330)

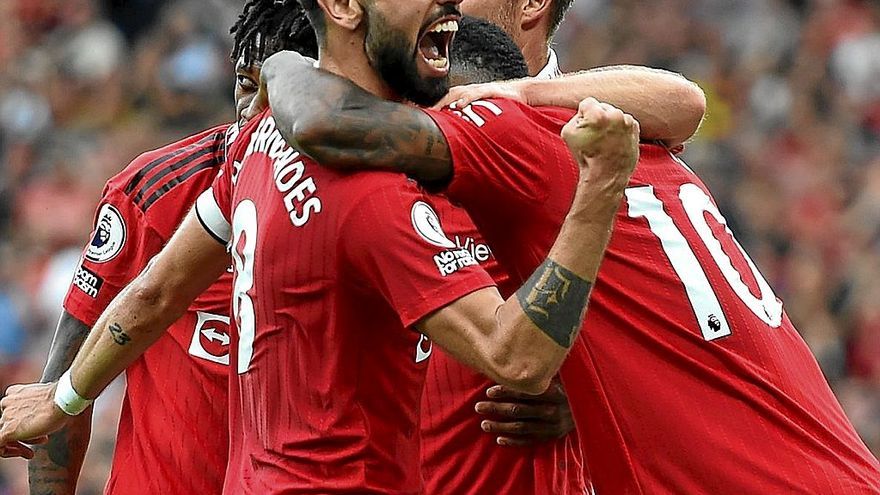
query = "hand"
(475, 382, 575, 447)
(242, 50, 316, 122)
(433, 81, 526, 110)
(562, 98, 640, 181)
(0, 382, 69, 458)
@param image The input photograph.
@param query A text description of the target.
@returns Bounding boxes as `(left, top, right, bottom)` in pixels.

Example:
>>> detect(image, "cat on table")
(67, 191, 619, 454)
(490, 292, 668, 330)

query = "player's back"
(425, 100, 880, 494)
(206, 112, 494, 494)
(566, 144, 880, 494)
(63, 125, 234, 494)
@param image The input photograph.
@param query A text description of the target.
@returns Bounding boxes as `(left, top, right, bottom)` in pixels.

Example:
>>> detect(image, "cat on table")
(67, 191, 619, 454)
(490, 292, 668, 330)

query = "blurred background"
(0, 0, 877, 493)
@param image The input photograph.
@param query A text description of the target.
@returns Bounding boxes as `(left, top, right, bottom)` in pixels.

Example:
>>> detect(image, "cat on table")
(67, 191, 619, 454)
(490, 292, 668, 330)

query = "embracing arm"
(441, 65, 707, 147)
(417, 99, 638, 394)
(0, 211, 228, 448)
(28, 312, 93, 495)
(258, 52, 453, 182)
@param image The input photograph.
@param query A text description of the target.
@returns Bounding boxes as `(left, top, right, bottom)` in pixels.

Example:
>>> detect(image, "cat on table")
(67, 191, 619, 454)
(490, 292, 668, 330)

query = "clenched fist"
(562, 97, 640, 184)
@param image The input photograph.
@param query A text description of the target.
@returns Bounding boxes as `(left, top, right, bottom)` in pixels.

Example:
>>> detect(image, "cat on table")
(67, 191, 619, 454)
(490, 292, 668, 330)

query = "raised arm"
(440, 65, 707, 147)
(27, 312, 93, 494)
(0, 211, 228, 451)
(417, 98, 638, 394)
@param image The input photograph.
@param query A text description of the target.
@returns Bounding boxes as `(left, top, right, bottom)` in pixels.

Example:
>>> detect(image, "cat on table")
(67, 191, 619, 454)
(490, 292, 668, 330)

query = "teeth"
(428, 57, 448, 69)
(429, 20, 459, 33)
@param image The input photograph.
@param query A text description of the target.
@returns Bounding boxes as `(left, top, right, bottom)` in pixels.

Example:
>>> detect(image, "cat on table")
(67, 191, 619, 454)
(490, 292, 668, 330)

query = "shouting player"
(22, 2, 317, 494)
(245, 17, 704, 495)
(0, 1, 640, 494)
(247, 13, 880, 495)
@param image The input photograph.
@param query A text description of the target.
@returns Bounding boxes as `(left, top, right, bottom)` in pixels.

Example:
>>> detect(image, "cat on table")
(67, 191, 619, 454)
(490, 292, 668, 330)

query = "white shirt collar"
(535, 49, 562, 80)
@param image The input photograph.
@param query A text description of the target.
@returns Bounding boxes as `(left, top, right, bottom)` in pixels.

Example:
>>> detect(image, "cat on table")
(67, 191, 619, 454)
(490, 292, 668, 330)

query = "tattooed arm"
(415, 99, 638, 394)
(27, 312, 92, 495)
(256, 51, 451, 183)
(0, 211, 228, 450)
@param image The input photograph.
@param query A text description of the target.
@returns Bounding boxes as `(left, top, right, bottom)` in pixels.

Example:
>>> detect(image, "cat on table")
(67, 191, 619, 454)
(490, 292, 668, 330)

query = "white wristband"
(53, 370, 93, 416)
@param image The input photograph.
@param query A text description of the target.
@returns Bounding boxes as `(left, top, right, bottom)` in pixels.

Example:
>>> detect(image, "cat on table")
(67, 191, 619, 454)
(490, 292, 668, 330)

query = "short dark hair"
(230, 0, 319, 65)
(450, 16, 529, 85)
(547, 0, 574, 39)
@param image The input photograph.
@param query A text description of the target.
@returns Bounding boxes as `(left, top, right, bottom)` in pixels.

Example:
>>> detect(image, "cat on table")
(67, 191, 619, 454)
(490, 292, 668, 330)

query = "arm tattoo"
(30, 312, 93, 493)
(273, 66, 453, 183)
(516, 260, 593, 348)
(109, 322, 132, 346)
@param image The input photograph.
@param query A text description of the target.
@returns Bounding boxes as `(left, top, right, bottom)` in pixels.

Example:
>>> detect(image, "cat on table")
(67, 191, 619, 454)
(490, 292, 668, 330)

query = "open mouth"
(418, 16, 459, 76)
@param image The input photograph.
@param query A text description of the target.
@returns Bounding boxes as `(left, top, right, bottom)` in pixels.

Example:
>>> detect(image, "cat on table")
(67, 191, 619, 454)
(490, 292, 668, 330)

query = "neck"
(317, 35, 400, 101)
(519, 34, 551, 76)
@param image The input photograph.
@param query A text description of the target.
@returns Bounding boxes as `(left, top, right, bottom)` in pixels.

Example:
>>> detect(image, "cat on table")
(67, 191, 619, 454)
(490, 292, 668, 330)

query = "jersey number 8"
(232, 200, 258, 374)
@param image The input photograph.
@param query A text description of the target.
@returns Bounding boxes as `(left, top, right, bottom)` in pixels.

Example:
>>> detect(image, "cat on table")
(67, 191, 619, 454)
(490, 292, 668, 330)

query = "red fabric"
(62, 124, 234, 495)
(214, 111, 495, 494)
(428, 99, 880, 494)
(420, 101, 588, 495)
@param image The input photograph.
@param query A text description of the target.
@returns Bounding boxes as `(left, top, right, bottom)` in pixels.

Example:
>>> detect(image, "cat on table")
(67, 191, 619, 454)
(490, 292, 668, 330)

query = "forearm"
(28, 313, 93, 494)
(517, 66, 706, 146)
(27, 412, 91, 495)
(262, 53, 452, 181)
(67, 213, 229, 400)
(69, 271, 190, 399)
(426, 175, 622, 393)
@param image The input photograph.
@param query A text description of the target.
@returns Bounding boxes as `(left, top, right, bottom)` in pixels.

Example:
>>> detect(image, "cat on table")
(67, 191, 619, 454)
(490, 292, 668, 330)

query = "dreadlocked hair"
(230, 0, 319, 65)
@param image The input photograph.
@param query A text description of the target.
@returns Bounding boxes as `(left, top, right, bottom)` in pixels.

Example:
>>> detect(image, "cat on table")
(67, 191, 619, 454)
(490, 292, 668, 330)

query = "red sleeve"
(422, 100, 575, 205)
(341, 178, 496, 327)
(63, 185, 165, 327)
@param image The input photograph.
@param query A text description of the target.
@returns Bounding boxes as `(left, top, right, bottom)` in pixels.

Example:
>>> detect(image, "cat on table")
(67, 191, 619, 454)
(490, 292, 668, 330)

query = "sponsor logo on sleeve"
(72, 265, 104, 298)
(189, 311, 231, 366)
(411, 201, 479, 276)
(411, 201, 456, 248)
(86, 204, 127, 263)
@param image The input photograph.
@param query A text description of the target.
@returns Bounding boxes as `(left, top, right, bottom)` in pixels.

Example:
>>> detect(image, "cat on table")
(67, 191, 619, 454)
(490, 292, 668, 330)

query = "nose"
(437, 0, 463, 7)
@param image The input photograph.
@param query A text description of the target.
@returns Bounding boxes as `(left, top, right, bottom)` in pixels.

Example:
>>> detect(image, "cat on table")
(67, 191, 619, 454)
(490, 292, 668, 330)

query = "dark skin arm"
(28, 312, 93, 495)
(476, 382, 574, 447)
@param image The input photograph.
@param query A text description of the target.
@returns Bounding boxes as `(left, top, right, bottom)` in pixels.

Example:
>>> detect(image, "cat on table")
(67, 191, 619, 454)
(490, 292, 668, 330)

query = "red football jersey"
(418, 101, 589, 495)
(425, 100, 880, 494)
(63, 125, 235, 494)
(196, 110, 495, 494)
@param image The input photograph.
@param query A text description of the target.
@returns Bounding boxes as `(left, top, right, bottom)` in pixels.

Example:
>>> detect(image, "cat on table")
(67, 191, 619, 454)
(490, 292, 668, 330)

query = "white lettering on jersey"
(452, 235, 492, 263)
(447, 100, 504, 128)
(243, 116, 322, 227)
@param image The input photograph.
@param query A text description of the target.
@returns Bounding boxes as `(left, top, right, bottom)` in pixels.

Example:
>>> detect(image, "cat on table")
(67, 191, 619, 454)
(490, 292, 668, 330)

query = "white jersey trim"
(535, 49, 562, 80)
(196, 188, 232, 245)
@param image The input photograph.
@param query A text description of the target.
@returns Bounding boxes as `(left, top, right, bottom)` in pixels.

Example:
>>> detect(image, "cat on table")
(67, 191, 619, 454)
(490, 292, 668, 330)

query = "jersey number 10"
(625, 183, 783, 342)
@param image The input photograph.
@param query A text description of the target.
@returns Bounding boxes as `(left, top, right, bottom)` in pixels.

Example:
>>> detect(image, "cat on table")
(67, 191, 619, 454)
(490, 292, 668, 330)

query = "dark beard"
(364, 10, 449, 106)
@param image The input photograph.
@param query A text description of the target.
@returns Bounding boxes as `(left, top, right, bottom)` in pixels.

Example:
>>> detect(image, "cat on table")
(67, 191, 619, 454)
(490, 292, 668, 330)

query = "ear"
(316, 0, 366, 32)
(521, 0, 553, 30)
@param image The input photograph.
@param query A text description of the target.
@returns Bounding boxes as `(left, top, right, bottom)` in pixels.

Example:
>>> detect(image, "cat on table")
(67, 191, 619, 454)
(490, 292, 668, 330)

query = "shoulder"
(103, 124, 232, 211)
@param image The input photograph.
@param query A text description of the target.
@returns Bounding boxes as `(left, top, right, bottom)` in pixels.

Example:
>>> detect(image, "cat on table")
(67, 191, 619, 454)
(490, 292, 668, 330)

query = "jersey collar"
(535, 49, 562, 80)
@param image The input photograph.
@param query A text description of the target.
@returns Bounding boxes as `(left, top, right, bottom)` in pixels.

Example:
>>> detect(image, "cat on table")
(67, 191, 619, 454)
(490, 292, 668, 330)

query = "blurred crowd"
(0, 0, 877, 493)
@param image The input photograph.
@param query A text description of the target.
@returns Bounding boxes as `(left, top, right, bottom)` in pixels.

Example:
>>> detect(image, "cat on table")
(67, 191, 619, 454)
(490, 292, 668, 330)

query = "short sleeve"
(422, 100, 575, 206)
(63, 185, 165, 327)
(341, 179, 496, 327)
